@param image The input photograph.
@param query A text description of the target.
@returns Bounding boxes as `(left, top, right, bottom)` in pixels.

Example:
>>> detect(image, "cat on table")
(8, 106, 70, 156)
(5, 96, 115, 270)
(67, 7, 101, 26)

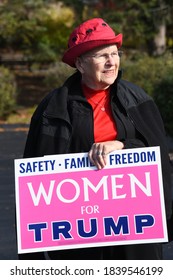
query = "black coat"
(24, 71, 172, 220)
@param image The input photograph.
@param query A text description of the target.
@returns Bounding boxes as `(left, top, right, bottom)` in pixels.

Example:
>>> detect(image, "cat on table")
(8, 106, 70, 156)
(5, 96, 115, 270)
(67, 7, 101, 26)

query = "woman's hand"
(88, 140, 124, 170)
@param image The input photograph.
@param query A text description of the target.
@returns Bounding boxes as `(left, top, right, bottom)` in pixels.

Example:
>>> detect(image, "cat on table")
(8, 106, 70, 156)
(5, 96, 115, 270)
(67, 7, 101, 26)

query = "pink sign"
(14, 146, 168, 254)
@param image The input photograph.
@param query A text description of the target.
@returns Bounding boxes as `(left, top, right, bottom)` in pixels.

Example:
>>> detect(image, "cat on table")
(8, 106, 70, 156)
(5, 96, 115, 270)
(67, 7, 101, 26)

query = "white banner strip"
(1, 260, 173, 280)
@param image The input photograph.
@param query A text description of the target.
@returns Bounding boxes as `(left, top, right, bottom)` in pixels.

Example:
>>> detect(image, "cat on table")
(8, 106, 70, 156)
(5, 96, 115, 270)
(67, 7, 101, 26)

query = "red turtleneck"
(82, 84, 117, 142)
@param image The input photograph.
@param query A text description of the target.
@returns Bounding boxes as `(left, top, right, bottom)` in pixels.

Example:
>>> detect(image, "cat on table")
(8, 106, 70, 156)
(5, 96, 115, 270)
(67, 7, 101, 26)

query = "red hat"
(62, 18, 123, 67)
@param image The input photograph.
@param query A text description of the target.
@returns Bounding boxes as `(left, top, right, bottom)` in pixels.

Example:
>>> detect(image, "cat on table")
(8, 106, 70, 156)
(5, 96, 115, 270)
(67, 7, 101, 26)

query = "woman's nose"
(106, 54, 116, 64)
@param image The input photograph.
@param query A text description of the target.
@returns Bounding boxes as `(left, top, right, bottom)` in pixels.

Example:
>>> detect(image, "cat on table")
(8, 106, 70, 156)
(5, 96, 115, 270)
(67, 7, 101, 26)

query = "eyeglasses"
(84, 50, 123, 63)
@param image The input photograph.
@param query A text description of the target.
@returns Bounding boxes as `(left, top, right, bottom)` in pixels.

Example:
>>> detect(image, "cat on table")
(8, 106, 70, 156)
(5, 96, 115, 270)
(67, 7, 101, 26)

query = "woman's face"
(76, 44, 121, 90)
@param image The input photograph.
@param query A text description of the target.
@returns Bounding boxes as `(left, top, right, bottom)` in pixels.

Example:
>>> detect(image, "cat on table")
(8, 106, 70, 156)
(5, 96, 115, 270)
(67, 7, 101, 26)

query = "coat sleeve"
(118, 80, 172, 221)
(128, 99, 172, 221)
(23, 114, 41, 158)
(23, 90, 56, 158)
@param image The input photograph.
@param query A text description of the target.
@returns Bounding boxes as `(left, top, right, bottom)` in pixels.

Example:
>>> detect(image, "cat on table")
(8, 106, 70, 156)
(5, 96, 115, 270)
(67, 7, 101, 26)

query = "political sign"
(14, 146, 168, 254)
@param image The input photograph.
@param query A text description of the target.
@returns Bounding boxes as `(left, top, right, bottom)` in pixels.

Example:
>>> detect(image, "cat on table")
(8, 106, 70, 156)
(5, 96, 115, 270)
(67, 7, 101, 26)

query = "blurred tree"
(59, 0, 84, 23)
(0, 0, 172, 61)
(0, 66, 16, 117)
(0, 0, 75, 62)
(62, 0, 173, 56)
(95, 0, 173, 55)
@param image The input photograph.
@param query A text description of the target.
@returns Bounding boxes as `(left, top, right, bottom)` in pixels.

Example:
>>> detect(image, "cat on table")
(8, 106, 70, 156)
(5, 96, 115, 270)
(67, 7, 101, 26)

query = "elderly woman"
(22, 18, 172, 260)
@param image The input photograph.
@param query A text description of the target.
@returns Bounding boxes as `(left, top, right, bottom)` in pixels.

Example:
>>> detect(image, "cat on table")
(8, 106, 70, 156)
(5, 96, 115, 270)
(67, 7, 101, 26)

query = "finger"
(88, 148, 104, 169)
(88, 148, 95, 165)
(94, 158, 104, 170)
(94, 151, 107, 169)
(101, 147, 107, 161)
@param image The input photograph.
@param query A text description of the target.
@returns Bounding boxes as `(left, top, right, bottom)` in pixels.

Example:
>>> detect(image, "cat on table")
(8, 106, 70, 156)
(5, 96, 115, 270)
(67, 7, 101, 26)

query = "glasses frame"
(82, 50, 123, 63)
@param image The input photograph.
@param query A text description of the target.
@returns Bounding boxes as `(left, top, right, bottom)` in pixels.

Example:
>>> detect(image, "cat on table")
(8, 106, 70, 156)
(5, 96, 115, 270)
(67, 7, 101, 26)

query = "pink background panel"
(17, 164, 166, 251)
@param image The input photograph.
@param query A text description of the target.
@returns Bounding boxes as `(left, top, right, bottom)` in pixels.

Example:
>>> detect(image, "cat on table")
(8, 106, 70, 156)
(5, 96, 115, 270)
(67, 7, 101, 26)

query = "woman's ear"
(75, 57, 85, 74)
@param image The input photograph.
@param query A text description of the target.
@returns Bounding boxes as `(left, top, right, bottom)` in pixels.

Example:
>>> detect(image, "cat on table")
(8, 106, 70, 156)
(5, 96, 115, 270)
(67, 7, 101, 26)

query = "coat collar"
(43, 87, 70, 123)
(43, 70, 122, 119)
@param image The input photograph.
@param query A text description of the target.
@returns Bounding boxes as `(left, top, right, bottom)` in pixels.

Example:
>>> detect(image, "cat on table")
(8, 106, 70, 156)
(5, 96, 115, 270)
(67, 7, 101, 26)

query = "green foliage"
(154, 67, 173, 137)
(122, 51, 173, 136)
(0, 0, 173, 130)
(60, 0, 84, 23)
(44, 62, 75, 90)
(0, 0, 75, 62)
(122, 53, 161, 95)
(0, 0, 172, 60)
(0, 66, 16, 118)
(101, 0, 172, 50)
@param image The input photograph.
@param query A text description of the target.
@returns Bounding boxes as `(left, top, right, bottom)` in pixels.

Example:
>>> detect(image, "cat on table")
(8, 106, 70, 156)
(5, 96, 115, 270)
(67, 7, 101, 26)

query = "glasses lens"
(83, 50, 123, 63)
